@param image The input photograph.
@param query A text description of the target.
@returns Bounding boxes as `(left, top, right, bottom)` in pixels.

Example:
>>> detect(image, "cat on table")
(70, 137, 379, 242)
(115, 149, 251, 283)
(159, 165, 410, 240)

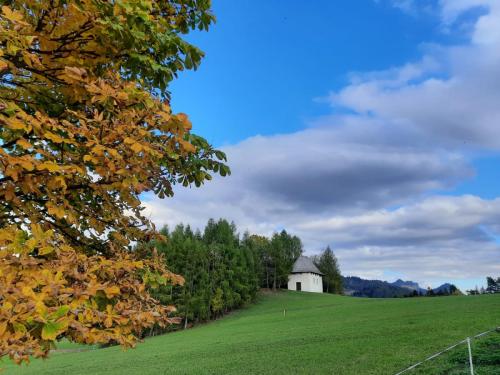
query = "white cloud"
(383, 0, 438, 17)
(391, 0, 417, 13)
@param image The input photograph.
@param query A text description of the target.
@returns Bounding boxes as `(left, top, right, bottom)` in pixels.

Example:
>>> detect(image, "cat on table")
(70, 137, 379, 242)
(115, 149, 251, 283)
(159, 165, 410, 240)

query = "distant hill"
(343, 277, 460, 298)
(432, 283, 452, 293)
(432, 283, 463, 295)
(342, 276, 411, 298)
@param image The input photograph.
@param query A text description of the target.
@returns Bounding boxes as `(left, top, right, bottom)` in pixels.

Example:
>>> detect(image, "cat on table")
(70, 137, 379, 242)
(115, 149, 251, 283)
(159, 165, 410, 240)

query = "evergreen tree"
(243, 234, 274, 289)
(152, 219, 262, 329)
(486, 276, 500, 293)
(270, 230, 303, 290)
(315, 246, 343, 294)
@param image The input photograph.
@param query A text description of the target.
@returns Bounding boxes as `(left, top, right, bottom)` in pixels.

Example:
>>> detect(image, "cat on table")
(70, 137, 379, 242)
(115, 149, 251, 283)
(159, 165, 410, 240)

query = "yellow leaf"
(37, 161, 61, 172)
(47, 203, 65, 219)
(130, 142, 142, 153)
(30, 223, 44, 238)
(179, 139, 196, 153)
(1, 6, 25, 23)
(104, 286, 120, 299)
(22, 52, 33, 68)
(6, 117, 26, 130)
(0, 322, 7, 337)
(45, 132, 64, 144)
(61, 66, 86, 82)
(107, 148, 121, 159)
(104, 316, 113, 328)
(177, 113, 192, 131)
(25, 238, 37, 252)
(38, 246, 55, 256)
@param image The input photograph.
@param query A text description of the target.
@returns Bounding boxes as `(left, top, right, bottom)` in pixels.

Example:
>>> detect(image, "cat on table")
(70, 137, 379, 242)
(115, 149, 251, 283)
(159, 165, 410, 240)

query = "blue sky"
(171, 1, 448, 144)
(144, 0, 500, 291)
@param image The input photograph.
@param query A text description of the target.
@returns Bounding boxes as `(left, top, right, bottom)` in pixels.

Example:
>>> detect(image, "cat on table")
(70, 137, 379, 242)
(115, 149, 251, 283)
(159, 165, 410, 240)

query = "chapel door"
(296, 282, 301, 291)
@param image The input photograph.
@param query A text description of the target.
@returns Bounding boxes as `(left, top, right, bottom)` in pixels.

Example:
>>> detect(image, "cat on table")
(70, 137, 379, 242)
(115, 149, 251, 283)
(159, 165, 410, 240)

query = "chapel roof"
(291, 256, 324, 275)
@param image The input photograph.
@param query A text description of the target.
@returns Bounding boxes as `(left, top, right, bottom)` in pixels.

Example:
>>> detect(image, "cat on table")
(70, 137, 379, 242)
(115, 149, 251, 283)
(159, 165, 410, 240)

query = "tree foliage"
(0, 0, 228, 363)
(486, 276, 500, 294)
(269, 231, 303, 290)
(313, 246, 342, 294)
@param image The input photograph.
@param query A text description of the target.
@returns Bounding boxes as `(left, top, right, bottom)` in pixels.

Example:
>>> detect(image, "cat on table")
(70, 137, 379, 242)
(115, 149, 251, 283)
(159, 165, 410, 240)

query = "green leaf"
(41, 322, 59, 341)
(12, 322, 27, 334)
(42, 320, 68, 341)
(50, 305, 70, 320)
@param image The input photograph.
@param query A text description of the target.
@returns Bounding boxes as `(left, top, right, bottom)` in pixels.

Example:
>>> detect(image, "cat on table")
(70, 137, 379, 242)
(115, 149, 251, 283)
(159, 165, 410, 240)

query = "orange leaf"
(16, 139, 32, 150)
(0, 59, 8, 71)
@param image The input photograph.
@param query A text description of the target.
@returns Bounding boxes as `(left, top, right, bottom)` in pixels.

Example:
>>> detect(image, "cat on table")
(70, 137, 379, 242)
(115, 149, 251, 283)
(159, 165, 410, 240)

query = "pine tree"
(315, 246, 343, 294)
(486, 276, 500, 293)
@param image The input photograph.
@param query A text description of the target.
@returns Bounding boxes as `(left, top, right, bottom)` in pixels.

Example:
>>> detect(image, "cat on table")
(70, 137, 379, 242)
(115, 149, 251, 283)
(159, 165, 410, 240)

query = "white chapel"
(287, 256, 323, 293)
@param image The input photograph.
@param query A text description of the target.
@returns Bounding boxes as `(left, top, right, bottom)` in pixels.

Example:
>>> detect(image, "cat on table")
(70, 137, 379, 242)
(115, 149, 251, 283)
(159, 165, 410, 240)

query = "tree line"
(467, 276, 500, 295)
(146, 218, 343, 330)
(399, 285, 461, 298)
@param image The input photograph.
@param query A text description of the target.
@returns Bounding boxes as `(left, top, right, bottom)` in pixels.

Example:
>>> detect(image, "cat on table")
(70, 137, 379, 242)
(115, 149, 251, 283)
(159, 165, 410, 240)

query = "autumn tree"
(0, 0, 228, 363)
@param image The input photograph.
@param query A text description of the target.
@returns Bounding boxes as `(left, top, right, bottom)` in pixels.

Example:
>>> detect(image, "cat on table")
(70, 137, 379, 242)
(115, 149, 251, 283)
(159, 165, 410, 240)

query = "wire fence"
(394, 327, 500, 375)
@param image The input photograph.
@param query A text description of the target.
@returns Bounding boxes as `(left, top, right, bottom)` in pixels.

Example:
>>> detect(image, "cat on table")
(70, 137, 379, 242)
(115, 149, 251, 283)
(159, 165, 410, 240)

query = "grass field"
(4, 292, 500, 374)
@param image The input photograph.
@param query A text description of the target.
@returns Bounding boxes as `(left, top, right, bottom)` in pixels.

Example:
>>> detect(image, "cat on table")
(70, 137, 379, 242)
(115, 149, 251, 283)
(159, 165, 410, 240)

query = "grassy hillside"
(4, 292, 500, 375)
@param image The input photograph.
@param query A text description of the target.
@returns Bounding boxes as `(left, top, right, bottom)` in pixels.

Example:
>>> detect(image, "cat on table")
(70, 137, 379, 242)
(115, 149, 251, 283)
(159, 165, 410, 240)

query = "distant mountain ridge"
(390, 279, 427, 294)
(342, 276, 411, 298)
(343, 276, 457, 298)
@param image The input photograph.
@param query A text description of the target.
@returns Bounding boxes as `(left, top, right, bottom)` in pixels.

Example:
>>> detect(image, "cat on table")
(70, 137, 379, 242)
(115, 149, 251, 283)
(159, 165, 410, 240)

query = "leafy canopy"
(0, 0, 228, 363)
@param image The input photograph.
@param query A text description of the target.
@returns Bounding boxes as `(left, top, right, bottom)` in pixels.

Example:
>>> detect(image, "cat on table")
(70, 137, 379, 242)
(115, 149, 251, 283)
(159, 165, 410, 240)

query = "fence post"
(467, 337, 474, 375)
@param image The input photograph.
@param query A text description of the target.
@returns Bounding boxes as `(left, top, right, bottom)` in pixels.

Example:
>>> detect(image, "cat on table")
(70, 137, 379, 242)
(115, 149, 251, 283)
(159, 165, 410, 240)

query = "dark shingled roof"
(291, 256, 324, 275)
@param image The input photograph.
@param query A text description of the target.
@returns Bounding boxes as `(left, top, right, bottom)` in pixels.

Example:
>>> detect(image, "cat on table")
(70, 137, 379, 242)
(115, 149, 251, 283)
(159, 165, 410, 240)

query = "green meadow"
(5, 292, 500, 375)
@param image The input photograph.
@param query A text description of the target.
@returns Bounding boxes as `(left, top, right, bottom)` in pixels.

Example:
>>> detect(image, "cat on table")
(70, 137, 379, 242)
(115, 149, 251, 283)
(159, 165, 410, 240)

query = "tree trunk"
(265, 265, 269, 289)
(273, 267, 277, 291)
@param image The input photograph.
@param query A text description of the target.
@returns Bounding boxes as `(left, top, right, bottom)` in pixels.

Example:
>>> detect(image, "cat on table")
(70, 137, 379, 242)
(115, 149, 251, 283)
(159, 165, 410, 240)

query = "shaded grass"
(411, 330, 500, 374)
(3, 292, 500, 374)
